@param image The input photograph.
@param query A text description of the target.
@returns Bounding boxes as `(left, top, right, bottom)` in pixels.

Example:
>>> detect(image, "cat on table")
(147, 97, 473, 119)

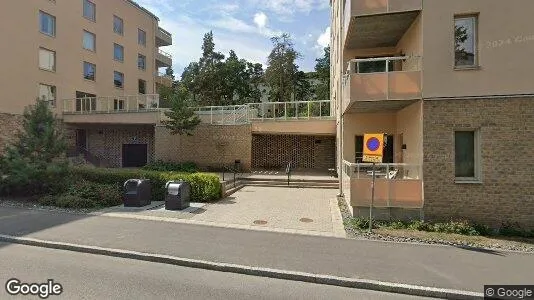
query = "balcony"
(344, 0, 421, 49)
(156, 27, 172, 47)
(155, 72, 173, 87)
(343, 56, 422, 114)
(62, 94, 161, 124)
(155, 49, 172, 68)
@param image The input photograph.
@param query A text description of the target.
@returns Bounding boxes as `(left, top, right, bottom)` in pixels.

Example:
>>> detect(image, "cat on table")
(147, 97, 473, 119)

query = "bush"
(143, 160, 197, 173)
(431, 221, 479, 236)
(498, 221, 532, 238)
(37, 180, 122, 209)
(54, 194, 98, 209)
(70, 167, 221, 203)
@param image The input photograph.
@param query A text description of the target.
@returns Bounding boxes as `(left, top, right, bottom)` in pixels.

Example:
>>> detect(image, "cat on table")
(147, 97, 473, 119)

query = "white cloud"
(254, 12, 268, 28)
(317, 26, 330, 48)
(249, 0, 329, 16)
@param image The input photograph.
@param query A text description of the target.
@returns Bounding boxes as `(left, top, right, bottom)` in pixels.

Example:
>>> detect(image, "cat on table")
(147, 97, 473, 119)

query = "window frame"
(138, 79, 146, 94)
(454, 129, 481, 183)
(138, 29, 146, 46)
(83, 61, 96, 81)
(38, 47, 56, 72)
(83, 0, 96, 22)
(39, 11, 56, 37)
(113, 43, 124, 62)
(138, 54, 146, 70)
(114, 71, 124, 89)
(113, 15, 124, 36)
(454, 14, 479, 69)
(82, 30, 96, 52)
(38, 83, 57, 107)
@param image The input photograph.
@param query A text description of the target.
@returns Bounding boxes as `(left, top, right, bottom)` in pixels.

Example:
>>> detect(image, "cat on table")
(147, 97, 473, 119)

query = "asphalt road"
(0, 206, 531, 293)
(0, 243, 427, 300)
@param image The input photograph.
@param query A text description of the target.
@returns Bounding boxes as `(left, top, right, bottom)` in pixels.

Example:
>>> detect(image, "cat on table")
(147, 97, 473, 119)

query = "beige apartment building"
(0, 0, 173, 167)
(331, 0, 534, 228)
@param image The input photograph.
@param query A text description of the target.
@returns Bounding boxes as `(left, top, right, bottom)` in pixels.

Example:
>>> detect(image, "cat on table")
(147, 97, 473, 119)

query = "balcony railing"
(157, 49, 172, 59)
(343, 161, 423, 208)
(346, 0, 422, 18)
(195, 100, 333, 125)
(156, 27, 172, 47)
(342, 56, 422, 112)
(63, 94, 160, 114)
(158, 27, 172, 40)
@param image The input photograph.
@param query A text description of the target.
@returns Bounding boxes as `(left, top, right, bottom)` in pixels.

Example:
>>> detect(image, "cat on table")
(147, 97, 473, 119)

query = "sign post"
(362, 134, 385, 233)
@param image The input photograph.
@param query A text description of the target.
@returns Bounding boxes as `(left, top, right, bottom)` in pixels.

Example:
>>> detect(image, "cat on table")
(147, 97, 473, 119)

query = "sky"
(135, 0, 331, 77)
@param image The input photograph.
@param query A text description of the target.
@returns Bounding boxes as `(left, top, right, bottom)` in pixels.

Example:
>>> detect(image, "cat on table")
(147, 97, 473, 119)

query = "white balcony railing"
(63, 94, 160, 114)
(158, 27, 172, 41)
(157, 49, 172, 59)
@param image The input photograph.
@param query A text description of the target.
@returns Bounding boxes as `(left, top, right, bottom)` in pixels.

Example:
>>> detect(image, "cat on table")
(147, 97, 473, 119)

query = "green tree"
(165, 66, 175, 80)
(181, 61, 201, 102)
(161, 85, 201, 136)
(0, 99, 67, 195)
(314, 46, 330, 100)
(197, 31, 226, 106)
(294, 71, 312, 101)
(265, 33, 301, 102)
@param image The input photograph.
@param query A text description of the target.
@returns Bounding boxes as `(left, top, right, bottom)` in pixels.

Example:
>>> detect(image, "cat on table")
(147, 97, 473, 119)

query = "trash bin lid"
(166, 181, 183, 196)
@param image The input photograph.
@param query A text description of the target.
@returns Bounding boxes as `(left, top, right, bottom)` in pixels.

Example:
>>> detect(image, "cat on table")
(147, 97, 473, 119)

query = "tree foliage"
(314, 46, 330, 100)
(264, 33, 301, 102)
(161, 84, 201, 136)
(0, 99, 67, 195)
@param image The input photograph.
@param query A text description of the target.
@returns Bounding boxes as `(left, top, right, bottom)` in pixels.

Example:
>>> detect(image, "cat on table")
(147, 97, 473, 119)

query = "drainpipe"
(337, 0, 344, 198)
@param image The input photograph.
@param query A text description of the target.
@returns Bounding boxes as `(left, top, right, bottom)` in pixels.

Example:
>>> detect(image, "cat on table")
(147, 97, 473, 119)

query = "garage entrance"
(122, 144, 148, 167)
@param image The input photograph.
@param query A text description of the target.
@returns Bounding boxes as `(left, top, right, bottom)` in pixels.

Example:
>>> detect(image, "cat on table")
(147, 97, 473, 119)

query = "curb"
(0, 234, 483, 300)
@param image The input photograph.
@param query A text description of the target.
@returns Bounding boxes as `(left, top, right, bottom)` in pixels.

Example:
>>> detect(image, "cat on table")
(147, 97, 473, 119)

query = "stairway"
(221, 177, 338, 197)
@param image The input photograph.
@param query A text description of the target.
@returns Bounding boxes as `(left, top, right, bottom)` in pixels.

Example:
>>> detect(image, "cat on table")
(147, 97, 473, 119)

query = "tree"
(161, 84, 201, 136)
(0, 98, 67, 195)
(165, 66, 175, 80)
(294, 71, 312, 101)
(454, 25, 469, 64)
(314, 46, 330, 100)
(196, 31, 226, 106)
(181, 61, 201, 102)
(264, 33, 301, 102)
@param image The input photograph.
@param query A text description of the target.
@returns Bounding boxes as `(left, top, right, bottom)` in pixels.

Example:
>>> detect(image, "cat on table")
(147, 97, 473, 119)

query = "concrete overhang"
(251, 119, 336, 136)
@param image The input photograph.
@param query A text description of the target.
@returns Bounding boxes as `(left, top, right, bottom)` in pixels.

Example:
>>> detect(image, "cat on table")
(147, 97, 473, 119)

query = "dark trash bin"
(165, 181, 191, 210)
(123, 179, 151, 207)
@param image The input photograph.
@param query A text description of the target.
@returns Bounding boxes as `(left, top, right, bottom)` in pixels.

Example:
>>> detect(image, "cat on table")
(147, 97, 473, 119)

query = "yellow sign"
(362, 133, 384, 163)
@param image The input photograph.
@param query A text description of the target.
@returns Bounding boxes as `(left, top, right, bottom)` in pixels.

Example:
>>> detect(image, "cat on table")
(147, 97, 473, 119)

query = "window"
(138, 29, 146, 46)
(83, 62, 96, 81)
(455, 130, 480, 180)
(114, 71, 124, 88)
(83, 30, 96, 51)
(83, 0, 96, 22)
(138, 79, 146, 94)
(76, 91, 96, 112)
(39, 84, 56, 107)
(39, 11, 56, 37)
(455, 15, 478, 67)
(113, 15, 123, 35)
(114, 99, 124, 110)
(138, 54, 146, 70)
(39, 48, 56, 71)
(113, 43, 124, 62)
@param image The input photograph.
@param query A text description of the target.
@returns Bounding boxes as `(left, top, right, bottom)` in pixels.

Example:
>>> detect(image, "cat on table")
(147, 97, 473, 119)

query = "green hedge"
(142, 160, 198, 173)
(70, 167, 221, 202)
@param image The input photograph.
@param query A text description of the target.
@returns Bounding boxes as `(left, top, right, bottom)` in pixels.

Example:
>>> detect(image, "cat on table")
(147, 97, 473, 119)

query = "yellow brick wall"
(423, 97, 534, 229)
(0, 113, 23, 154)
(154, 124, 252, 171)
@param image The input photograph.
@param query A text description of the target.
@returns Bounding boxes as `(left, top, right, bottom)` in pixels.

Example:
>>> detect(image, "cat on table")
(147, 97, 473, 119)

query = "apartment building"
(332, 0, 534, 228)
(0, 0, 172, 167)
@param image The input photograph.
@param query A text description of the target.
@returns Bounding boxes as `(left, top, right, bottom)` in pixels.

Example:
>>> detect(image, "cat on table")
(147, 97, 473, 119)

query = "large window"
(138, 29, 146, 46)
(83, 30, 96, 51)
(39, 11, 56, 37)
(83, 62, 96, 81)
(138, 79, 146, 94)
(454, 15, 478, 67)
(83, 0, 96, 22)
(113, 15, 124, 35)
(114, 43, 124, 62)
(455, 130, 479, 180)
(114, 71, 124, 88)
(138, 54, 146, 70)
(39, 84, 56, 107)
(39, 48, 56, 71)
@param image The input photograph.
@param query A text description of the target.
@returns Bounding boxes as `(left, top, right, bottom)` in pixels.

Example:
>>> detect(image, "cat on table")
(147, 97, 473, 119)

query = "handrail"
(345, 55, 421, 74)
(62, 94, 160, 114)
(343, 160, 422, 180)
(285, 162, 292, 186)
(157, 49, 172, 59)
(158, 27, 172, 39)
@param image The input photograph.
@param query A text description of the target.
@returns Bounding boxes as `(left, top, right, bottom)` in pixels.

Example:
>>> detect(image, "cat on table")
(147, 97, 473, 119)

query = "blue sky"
(135, 0, 331, 76)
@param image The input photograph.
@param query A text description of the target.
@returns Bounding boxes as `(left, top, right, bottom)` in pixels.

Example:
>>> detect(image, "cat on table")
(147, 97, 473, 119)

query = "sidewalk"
(0, 206, 532, 294)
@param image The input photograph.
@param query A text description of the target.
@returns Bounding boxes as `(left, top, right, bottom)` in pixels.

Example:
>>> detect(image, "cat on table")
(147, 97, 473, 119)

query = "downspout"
(337, 0, 344, 198)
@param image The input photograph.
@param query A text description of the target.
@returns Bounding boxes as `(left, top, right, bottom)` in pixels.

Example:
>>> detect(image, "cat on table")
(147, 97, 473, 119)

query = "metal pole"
(369, 162, 376, 233)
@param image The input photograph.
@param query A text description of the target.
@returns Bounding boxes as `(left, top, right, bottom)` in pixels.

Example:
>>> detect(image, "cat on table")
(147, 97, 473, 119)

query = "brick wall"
(0, 113, 23, 154)
(155, 124, 252, 171)
(252, 134, 336, 170)
(84, 125, 155, 168)
(423, 97, 534, 229)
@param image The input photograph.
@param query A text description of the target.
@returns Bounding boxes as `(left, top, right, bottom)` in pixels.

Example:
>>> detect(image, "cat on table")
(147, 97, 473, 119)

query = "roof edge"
(126, 0, 160, 21)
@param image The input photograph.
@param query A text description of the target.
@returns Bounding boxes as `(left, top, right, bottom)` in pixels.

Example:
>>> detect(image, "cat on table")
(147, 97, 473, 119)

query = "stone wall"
(0, 113, 23, 154)
(252, 134, 336, 170)
(83, 125, 155, 168)
(155, 124, 252, 171)
(423, 97, 534, 229)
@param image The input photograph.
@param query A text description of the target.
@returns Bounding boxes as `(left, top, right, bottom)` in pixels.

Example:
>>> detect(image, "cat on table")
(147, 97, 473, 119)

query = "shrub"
(143, 160, 197, 173)
(345, 217, 377, 230)
(66, 180, 122, 207)
(498, 221, 529, 237)
(54, 194, 97, 209)
(431, 221, 479, 236)
(70, 167, 221, 203)
(407, 220, 433, 231)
